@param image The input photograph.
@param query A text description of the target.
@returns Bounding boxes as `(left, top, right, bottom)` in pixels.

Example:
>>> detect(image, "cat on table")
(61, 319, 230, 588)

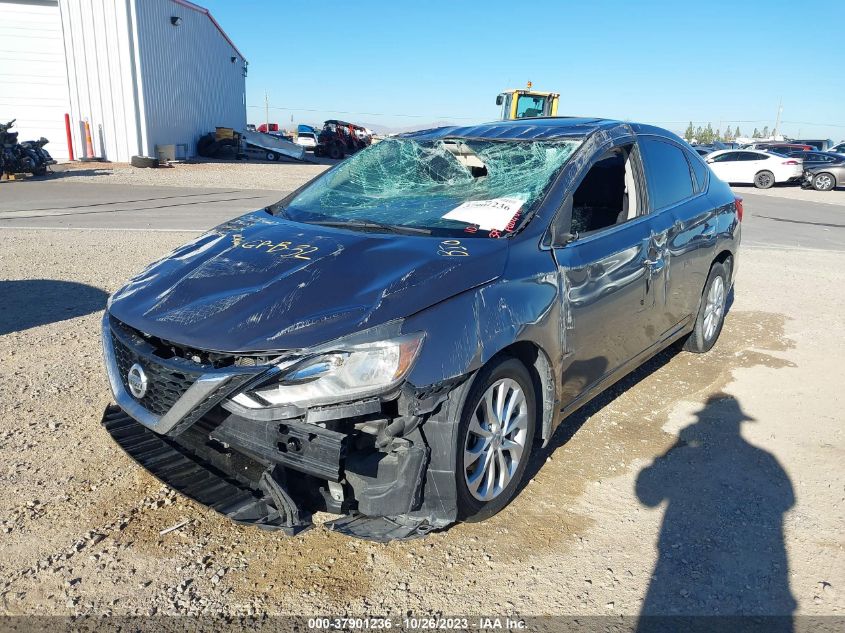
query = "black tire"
(812, 172, 836, 191)
(214, 139, 236, 158)
(683, 261, 729, 353)
(328, 142, 345, 160)
(130, 155, 158, 168)
(196, 133, 215, 157)
(455, 357, 536, 522)
(265, 151, 278, 161)
(753, 170, 775, 189)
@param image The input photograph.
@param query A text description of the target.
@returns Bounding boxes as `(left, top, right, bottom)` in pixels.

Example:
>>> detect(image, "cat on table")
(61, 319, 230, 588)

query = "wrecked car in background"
(100, 117, 741, 541)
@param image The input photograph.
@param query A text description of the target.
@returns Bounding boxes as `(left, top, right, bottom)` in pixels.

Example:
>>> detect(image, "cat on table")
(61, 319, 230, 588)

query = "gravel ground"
(50, 160, 329, 193)
(0, 229, 842, 618)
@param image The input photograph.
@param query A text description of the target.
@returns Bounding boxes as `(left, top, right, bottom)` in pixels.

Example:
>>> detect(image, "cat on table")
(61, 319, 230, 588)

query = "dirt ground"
(50, 160, 328, 192)
(0, 227, 842, 619)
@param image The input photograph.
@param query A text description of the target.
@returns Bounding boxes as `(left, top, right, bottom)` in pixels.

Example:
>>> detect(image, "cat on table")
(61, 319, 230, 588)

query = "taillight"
(782, 160, 800, 165)
(735, 196, 744, 222)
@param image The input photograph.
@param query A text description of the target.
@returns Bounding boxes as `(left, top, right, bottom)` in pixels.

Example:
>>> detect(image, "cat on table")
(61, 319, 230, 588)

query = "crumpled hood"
(108, 210, 509, 352)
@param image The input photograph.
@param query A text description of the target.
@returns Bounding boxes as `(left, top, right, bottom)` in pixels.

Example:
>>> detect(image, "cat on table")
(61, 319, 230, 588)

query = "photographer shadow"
(636, 394, 796, 632)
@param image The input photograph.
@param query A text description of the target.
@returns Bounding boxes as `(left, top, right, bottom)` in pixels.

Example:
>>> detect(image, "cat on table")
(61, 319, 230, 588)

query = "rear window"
(639, 138, 695, 210)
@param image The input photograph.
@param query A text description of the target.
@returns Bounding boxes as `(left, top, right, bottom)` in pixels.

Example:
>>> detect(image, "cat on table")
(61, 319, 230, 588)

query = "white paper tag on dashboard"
(442, 197, 525, 231)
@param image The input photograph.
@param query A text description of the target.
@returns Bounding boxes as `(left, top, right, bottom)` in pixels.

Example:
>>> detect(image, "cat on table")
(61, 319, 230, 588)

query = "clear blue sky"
(203, 0, 844, 140)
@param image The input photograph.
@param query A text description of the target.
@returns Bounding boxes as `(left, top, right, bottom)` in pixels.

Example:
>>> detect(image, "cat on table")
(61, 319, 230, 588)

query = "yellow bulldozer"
(496, 82, 559, 120)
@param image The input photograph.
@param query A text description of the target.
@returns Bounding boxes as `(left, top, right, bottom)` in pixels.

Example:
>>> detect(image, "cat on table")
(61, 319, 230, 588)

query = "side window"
(639, 138, 695, 210)
(684, 148, 709, 193)
(565, 144, 644, 236)
(711, 153, 737, 162)
(751, 153, 770, 161)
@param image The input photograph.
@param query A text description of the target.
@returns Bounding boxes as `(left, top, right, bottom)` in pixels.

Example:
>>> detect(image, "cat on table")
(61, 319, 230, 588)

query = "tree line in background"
(683, 122, 772, 144)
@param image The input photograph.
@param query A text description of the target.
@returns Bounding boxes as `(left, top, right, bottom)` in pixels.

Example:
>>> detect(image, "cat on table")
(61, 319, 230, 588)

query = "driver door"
(551, 141, 670, 412)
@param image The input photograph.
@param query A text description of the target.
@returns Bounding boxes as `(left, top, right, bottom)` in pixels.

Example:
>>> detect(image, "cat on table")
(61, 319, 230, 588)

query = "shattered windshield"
(278, 137, 580, 238)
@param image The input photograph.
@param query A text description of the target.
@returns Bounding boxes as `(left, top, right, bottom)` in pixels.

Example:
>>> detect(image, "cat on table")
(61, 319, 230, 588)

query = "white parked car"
(705, 150, 803, 189)
(294, 131, 317, 150)
(829, 142, 845, 155)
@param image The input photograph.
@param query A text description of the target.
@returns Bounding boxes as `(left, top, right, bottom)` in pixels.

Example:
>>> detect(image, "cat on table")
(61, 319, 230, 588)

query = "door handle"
(643, 257, 662, 267)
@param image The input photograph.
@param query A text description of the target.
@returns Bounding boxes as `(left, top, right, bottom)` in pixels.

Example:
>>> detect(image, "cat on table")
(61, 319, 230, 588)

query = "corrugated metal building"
(0, 0, 246, 162)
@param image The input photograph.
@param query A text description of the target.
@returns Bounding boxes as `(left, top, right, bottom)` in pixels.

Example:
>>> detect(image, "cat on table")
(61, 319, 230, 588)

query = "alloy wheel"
(815, 174, 834, 191)
(463, 378, 529, 501)
(756, 173, 773, 188)
(703, 275, 726, 341)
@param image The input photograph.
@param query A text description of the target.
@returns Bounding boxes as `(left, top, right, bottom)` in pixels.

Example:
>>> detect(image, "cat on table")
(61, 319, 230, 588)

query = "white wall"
(133, 0, 246, 157)
(3, 0, 246, 163)
(0, 0, 72, 161)
(58, 0, 141, 162)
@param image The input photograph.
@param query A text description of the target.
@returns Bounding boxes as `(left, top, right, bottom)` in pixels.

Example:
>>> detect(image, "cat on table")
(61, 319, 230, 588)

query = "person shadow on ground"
(635, 394, 796, 633)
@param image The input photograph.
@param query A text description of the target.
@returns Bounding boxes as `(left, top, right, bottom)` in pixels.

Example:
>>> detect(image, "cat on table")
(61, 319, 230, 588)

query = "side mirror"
(495, 95, 504, 106)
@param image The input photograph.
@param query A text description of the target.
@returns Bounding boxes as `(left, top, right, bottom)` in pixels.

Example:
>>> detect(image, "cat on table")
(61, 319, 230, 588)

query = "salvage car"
(802, 162, 844, 191)
(101, 117, 741, 541)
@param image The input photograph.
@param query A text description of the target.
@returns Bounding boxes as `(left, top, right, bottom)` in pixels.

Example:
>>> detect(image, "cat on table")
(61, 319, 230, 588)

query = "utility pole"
(773, 98, 783, 139)
(265, 92, 270, 133)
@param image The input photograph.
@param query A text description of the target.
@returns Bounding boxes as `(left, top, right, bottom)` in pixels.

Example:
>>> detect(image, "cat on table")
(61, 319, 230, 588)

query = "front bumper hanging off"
(100, 313, 456, 541)
(102, 405, 312, 535)
(102, 405, 437, 540)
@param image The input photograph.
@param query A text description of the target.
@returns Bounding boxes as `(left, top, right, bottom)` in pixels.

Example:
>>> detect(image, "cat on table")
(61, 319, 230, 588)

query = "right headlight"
(232, 332, 425, 409)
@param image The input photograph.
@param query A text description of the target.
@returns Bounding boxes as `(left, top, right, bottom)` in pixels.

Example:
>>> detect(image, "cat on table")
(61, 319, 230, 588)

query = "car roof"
(709, 149, 774, 157)
(400, 117, 682, 142)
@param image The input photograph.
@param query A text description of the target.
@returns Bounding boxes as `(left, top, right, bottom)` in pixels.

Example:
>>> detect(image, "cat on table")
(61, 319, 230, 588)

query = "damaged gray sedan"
(101, 117, 741, 541)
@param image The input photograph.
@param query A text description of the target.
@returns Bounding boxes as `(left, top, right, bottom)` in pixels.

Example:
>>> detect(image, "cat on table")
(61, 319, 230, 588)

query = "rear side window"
(684, 149, 709, 193)
(639, 138, 695, 210)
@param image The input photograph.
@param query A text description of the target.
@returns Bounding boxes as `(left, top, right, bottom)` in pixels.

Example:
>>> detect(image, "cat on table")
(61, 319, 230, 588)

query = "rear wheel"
(684, 261, 729, 353)
(754, 170, 775, 189)
(812, 172, 836, 191)
(456, 357, 536, 522)
(265, 151, 278, 161)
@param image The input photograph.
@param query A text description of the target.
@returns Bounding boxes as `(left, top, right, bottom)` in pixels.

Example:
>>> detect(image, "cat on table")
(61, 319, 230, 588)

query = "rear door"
(637, 136, 703, 334)
(743, 152, 773, 182)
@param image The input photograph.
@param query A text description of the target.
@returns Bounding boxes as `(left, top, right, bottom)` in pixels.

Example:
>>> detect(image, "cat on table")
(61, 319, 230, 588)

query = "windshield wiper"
(308, 219, 431, 236)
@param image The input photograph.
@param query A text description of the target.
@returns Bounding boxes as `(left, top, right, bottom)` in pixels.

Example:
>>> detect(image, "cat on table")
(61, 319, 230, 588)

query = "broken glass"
(282, 138, 580, 236)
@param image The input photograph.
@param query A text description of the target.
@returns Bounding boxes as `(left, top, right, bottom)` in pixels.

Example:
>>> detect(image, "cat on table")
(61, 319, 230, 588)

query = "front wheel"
(754, 170, 775, 189)
(684, 261, 729, 353)
(456, 357, 536, 522)
(812, 172, 836, 191)
(265, 151, 278, 161)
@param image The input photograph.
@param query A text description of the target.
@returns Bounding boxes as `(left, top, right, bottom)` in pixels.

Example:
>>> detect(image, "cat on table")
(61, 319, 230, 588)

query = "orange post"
(84, 120, 94, 158)
(64, 113, 74, 161)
